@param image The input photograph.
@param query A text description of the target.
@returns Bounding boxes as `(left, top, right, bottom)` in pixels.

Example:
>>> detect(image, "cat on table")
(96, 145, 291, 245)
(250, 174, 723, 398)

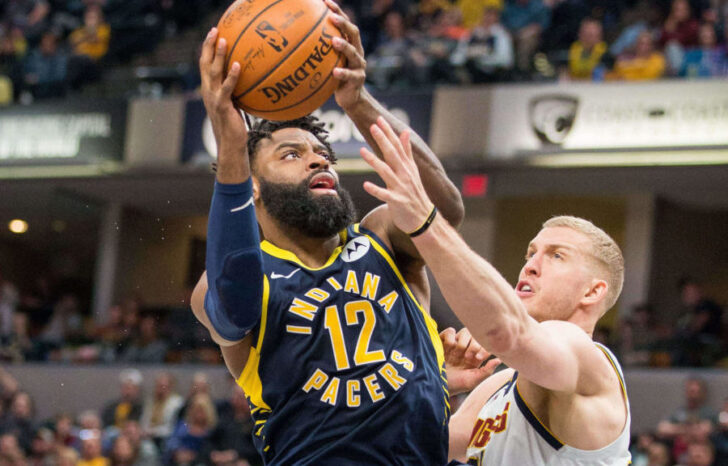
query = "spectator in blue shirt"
(501, 0, 551, 71)
(23, 30, 67, 99)
(680, 22, 726, 77)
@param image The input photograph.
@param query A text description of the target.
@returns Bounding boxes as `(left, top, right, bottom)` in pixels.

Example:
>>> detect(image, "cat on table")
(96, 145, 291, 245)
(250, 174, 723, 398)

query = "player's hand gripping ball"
(217, 0, 346, 121)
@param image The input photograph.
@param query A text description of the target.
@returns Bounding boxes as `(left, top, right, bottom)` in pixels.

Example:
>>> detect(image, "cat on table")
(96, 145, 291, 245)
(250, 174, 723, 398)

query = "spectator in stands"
(53, 413, 75, 449)
(367, 10, 419, 88)
(660, 0, 700, 48)
(451, 4, 514, 82)
(24, 28, 69, 100)
(619, 303, 661, 366)
(209, 385, 260, 466)
(680, 23, 724, 77)
(501, 0, 551, 71)
(0, 272, 19, 340)
(118, 315, 168, 364)
(680, 440, 715, 466)
(140, 372, 184, 447)
(0, 391, 36, 453)
(0, 26, 27, 103)
(109, 434, 135, 466)
(55, 446, 79, 466)
(28, 427, 54, 466)
(713, 397, 728, 464)
(0, 313, 32, 363)
(5, 0, 50, 43)
(647, 441, 673, 466)
(0, 432, 26, 464)
(608, 31, 666, 80)
(164, 393, 217, 465)
(102, 369, 144, 429)
(77, 428, 109, 466)
(121, 420, 159, 466)
(457, 0, 504, 29)
(357, 0, 410, 54)
(674, 277, 724, 366)
(38, 292, 83, 353)
(610, 0, 663, 57)
(568, 17, 608, 79)
(67, 4, 110, 90)
(412, 0, 452, 32)
(175, 372, 209, 423)
(657, 377, 717, 446)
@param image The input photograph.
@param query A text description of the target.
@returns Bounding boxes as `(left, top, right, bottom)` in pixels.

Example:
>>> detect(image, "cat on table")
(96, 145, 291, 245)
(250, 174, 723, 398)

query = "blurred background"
(1, 0, 728, 464)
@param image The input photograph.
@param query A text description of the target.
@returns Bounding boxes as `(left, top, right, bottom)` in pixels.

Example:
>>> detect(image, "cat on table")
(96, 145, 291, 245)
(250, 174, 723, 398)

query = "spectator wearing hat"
(102, 370, 144, 429)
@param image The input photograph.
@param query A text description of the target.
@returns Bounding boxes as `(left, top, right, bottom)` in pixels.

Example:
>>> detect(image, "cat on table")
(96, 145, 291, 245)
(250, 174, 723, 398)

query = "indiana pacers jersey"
(462, 343, 631, 466)
(237, 224, 449, 465)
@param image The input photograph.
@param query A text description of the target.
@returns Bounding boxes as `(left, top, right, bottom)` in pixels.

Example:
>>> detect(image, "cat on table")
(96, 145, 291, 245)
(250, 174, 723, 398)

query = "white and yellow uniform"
(463, 343, 631, 466)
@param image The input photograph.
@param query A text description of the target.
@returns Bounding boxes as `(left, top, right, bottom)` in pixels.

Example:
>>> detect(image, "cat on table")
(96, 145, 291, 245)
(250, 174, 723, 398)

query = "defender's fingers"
(360, 147, 399, 188)
(370, 124, 404, 169)
(199, 28, 218, 70)
(210, 38, 228, 82)
(455, 328, 472, 354)
(332, 37, 365, 69)
(362, 181, 393, 203)
(376, 117, 407, 163)
(400, 130, 414, 161)
(221, 61, 240, 96)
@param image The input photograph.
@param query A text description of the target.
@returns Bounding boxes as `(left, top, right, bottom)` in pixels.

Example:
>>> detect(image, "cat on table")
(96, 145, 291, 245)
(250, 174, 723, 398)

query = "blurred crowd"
(1, 0, 727, 104)
(0, 272, 218, 365)
(630, 377, 728, 466)
(0, 367, 262, 465)
(0, 0, 226, 104)
(339, 0, 728, 87)
(611, 278, 728, 369)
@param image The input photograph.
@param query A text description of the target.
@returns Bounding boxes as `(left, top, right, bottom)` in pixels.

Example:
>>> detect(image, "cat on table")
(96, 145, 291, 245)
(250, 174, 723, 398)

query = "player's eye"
(282, 151, 299, 160)
(553, 252, 563, 260)
(524, 251, 535, 261)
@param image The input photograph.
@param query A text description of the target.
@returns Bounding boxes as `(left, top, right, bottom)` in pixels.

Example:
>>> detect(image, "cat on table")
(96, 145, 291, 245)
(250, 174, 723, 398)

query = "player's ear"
(581, 278, 608, 308)
(252, 175, 261, 202)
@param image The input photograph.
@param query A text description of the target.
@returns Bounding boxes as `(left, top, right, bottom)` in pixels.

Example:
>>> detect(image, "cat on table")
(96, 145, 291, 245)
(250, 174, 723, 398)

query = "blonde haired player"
(358, 122, 631, 465)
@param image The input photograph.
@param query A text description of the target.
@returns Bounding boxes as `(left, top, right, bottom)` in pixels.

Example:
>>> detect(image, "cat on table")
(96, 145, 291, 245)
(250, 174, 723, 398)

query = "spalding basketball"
(217, 0, 345, 121)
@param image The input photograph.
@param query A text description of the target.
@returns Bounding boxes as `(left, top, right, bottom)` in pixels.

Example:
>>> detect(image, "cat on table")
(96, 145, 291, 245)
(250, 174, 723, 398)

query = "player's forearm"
(214, 134, 251, 184)
(345, 89, 464, 227)
(412, 216, 529, 355)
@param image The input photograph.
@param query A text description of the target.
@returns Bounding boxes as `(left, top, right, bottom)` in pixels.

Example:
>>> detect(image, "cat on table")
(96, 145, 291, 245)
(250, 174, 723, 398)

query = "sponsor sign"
(484, 80, 728, 158)
(181, 90, 433, 164)
(0, 100, 127, 164)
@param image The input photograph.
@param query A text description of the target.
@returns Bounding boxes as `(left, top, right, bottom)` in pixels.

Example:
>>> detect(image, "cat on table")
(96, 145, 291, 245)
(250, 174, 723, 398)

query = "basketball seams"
(224, 0, 288, 76)
(238, 52, 343, 115)
(232, 3, 330, 100)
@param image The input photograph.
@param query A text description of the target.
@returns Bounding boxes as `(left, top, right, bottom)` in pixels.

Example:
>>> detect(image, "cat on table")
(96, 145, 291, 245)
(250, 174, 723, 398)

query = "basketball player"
(189, 2, 465, 464)
(359, 126, 631, 464)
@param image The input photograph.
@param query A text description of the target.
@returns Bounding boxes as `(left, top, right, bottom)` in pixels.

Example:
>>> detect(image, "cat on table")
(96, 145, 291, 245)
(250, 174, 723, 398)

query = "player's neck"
(261, 218, 342, 268)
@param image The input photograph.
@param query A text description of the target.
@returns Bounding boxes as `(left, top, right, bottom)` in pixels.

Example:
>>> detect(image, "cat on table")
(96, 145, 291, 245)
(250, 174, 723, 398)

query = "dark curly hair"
(211, 115, 336, 173)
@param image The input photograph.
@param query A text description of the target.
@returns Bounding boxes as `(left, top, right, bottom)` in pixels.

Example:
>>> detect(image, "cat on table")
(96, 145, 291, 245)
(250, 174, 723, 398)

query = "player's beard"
(259, 173, 356, 238)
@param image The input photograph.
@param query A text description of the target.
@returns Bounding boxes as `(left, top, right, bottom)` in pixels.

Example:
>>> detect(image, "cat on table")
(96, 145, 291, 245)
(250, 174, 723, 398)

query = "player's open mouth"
(516, 281, 535, 298)
(309, 172, 338, 195)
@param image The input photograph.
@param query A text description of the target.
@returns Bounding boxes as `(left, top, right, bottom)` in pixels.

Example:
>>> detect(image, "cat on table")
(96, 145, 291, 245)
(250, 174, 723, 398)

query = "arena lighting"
(526, 150, 728, 168)
(8, 219, 28, 234)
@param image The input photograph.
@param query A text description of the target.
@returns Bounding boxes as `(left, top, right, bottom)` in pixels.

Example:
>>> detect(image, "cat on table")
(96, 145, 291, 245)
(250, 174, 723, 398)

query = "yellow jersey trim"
(238, 276, 272, 411)
(596, 345, 628, 401)
(260, 229, 348, 271)
(354, 224, 446, 376)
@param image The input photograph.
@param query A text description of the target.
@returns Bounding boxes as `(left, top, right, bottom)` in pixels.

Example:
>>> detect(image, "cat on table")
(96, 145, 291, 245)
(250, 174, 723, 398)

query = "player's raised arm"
(324, 0, 464, 236)
(359, 118, 615, 396)
(190, 28, 264, 347)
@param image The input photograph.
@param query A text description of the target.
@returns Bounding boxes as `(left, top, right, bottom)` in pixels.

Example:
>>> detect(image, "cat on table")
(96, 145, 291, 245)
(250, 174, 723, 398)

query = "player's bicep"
(500, 320, 608, 395)
(191, 272, 247, 348)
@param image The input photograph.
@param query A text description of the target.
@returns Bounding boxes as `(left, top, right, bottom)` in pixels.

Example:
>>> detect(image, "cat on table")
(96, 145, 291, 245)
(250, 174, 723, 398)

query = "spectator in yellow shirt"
(69, 5, 110, 61)
(68, 5, 109, 90)
(77, 429, 109, 466)
(457, 0, 504, 29)
(609, 31, 666, 80)
(568, 18, 608, 80)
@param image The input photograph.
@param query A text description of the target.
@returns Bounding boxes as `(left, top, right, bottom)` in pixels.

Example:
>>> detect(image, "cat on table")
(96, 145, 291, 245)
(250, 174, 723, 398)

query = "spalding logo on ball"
(217, 0, 346, 121)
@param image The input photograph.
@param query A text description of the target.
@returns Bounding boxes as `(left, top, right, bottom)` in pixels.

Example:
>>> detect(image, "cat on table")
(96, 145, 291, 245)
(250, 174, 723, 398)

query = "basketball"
(217, 0, 345, 121)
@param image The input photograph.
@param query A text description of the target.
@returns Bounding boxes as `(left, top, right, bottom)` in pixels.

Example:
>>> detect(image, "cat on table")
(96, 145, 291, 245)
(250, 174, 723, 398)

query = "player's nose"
(307, 152, 330, 171)
(523, 254, 541, 277)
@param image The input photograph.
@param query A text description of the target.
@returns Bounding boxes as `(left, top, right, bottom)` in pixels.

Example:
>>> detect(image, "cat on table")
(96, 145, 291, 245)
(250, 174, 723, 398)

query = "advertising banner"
(0, 99, 127, 164)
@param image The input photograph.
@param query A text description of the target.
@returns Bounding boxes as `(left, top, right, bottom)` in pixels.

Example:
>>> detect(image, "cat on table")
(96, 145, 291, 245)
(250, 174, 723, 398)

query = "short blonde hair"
(185, 393, 218, 429)
(543, 216, 624, 312)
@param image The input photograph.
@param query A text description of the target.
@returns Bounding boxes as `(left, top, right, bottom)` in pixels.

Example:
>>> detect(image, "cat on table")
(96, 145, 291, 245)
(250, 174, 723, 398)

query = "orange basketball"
(217, 0, 345, 121)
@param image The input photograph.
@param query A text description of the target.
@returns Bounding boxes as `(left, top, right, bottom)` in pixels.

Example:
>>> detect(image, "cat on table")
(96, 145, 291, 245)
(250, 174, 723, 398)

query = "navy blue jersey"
(237, 224, 449, 465)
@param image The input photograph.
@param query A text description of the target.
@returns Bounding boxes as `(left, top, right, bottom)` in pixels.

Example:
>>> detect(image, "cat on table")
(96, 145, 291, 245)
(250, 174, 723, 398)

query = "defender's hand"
(325, 0, 366, 111)
(360, 118, 433, 234)
(199, 28, 248, 165)
(441, 327, 501, 395)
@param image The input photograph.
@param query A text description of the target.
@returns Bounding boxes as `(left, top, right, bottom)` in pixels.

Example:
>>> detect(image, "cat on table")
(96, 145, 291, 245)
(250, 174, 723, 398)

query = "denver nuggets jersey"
(463, 344, 631, 466)
(237, 224, 449, 465)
